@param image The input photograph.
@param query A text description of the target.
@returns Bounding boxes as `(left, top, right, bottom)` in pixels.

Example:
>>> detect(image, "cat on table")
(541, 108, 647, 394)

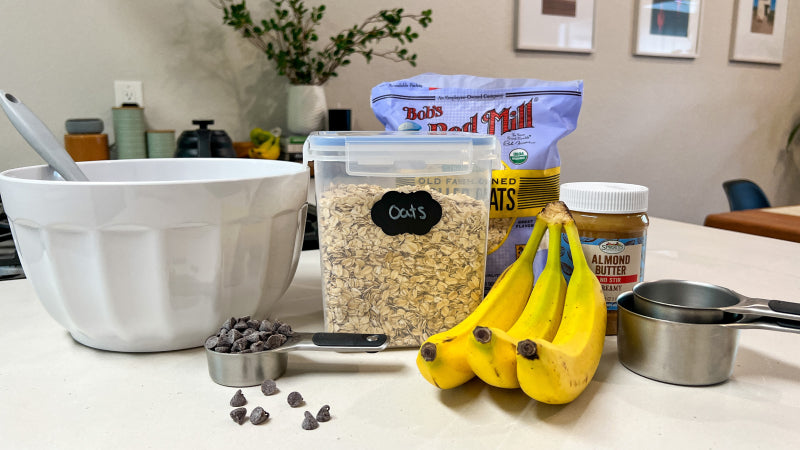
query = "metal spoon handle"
(0, 90, 89, 181)
(278, 332, 388, 353)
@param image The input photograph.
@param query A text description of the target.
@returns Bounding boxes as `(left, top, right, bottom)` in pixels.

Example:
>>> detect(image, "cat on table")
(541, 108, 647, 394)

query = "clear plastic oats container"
(303, 131, 499, 347)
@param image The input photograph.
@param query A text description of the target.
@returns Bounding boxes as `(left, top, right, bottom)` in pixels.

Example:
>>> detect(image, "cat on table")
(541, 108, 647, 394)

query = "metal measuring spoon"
(205, 332, 388, 387)
(0, 90, 89, 181)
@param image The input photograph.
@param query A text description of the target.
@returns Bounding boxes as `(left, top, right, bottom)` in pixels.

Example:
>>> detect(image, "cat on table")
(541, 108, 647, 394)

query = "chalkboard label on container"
(371, 190, 442, 236)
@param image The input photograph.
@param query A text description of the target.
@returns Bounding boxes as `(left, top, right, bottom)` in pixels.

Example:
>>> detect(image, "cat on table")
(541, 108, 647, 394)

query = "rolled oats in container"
(303, 131, 499, 347)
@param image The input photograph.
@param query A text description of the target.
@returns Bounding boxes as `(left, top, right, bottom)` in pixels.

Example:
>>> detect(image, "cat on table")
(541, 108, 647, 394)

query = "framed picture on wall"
(516, 0, 595, 53)
(730, 0, 788, 64)
(633, 0, 703, 58)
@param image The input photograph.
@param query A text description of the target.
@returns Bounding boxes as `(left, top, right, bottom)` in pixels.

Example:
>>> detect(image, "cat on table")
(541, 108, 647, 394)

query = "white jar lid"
(560, 182, 649, 214)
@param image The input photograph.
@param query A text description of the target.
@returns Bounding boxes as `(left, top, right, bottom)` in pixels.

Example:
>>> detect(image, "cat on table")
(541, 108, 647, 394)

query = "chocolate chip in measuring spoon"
(231, 337, 249, 353)
(259, 319, 273, 332)
(204, 336, 219, 350)
(228, 329, 243, 343)
(207, 316, 296, 354)
(250, 341, 265, 352)
(258, 331, 272, 341)
(277, 323, 293, 335)
(265, 334, 287, 350)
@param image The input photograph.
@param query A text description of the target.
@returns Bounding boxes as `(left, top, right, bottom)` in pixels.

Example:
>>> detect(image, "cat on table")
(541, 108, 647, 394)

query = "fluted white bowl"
(0, 158, 309, 352)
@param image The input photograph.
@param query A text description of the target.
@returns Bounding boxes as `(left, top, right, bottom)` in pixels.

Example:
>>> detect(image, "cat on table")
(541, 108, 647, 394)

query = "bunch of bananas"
(416, 201, 606, 404)
(249, 127, 281, 160)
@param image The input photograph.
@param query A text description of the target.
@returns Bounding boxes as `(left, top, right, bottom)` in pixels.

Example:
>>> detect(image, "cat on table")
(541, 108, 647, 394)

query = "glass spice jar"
(560, 182, 649, 335)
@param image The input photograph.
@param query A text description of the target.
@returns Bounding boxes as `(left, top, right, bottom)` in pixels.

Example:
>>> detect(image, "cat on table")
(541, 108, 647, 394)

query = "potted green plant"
(216, 0, 433, 134)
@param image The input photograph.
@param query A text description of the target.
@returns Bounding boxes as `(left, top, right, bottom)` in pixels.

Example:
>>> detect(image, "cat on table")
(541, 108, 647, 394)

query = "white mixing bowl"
(0, 158, 309, 352)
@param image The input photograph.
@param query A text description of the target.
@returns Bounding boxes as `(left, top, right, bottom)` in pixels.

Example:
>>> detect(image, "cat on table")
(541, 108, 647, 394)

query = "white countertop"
(2, 217, 800, 449)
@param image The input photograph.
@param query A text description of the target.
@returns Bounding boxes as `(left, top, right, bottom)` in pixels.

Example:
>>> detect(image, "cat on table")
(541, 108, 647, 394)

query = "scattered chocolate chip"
(230, 389, 247, 407)
(287, 391, 304, 407)
(261, 379, 278, 396)
(301, 411, 319, 430)
(234, 320, 249, 331)
(222, 317, 236, 331)
(247, 319, 260, 329)
(230, 407, 247, 425)
(249, 406, 269, 425)
(316, 405, 331, 422)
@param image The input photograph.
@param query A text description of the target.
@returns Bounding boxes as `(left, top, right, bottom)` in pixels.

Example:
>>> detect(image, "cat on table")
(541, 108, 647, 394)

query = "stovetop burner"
(0, 199, 25, 280)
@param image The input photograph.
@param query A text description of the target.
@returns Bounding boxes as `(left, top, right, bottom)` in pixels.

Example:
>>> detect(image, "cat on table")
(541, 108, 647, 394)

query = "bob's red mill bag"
(371, 73, 583, 293)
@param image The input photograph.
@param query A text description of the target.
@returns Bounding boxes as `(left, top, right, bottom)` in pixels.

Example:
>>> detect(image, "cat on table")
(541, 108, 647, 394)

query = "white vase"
(287, 84, 327, 135)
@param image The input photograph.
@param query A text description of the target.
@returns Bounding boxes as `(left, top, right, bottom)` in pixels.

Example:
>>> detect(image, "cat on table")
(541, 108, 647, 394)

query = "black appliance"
(175, 120, 235, 158)
(0, 197, 25, 280)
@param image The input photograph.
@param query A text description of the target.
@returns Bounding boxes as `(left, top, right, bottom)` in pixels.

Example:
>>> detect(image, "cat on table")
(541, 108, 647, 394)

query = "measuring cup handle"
(727, 318, 800, 335)
(769, 300, 800, 318)
(730, 296, 800, 322)
(282, 332, 388, 352)
(312, 333, 388, 351)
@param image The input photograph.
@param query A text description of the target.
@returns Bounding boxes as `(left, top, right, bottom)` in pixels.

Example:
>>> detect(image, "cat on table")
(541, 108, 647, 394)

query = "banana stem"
(420, 342, 437, 362)
(518, 217, 547, 262)
(473, 326, 492, 344)
(564, 222, 588, 268)
(517, 339, 539, 360)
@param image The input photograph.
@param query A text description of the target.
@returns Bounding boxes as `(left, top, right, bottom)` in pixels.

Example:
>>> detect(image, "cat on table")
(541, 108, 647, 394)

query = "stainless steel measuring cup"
(632, 279, 800, 326)
(617, 284, 800, 386)
(205, 332, 388, 387)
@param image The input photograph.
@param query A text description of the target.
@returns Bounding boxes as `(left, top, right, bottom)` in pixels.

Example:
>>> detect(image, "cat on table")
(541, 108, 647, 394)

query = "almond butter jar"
(559, 182, 649, 335)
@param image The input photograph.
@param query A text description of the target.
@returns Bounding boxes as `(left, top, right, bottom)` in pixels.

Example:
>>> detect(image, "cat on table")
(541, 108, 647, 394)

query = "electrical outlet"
(114, 80, 143, 106)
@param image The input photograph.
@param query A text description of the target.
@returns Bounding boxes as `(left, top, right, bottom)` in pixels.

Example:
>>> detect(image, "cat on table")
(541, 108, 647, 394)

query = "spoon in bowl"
(0, 90, 89, 181)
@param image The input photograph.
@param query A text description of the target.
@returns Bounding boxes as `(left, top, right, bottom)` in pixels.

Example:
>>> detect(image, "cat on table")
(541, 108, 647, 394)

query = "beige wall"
(1, 0, 798, 224)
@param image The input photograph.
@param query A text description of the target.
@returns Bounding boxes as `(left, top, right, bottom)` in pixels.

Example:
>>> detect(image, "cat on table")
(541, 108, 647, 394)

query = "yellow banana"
(466, 217, 567, 389)
(515, 206, 607, 404)
(416, 217, 547, 389)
